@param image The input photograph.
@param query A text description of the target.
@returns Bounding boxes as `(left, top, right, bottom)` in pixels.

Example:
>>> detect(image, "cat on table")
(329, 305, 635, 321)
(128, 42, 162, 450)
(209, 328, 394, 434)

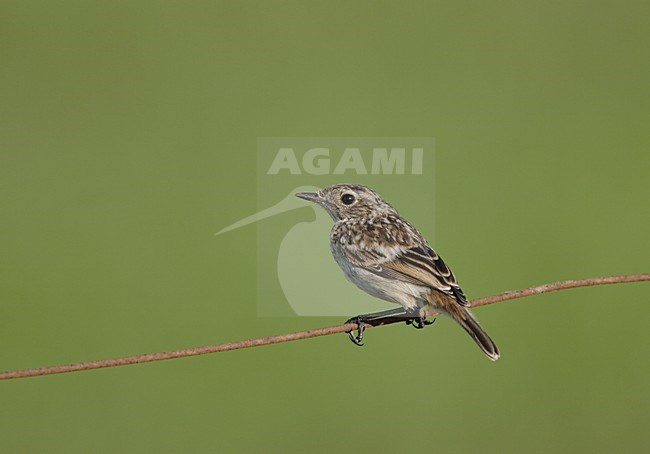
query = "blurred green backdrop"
(1, 1, 649, 452)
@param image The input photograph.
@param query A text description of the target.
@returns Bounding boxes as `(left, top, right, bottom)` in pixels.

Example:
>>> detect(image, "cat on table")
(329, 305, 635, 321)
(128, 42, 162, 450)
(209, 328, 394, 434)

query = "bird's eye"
(341, 194, 355, 205)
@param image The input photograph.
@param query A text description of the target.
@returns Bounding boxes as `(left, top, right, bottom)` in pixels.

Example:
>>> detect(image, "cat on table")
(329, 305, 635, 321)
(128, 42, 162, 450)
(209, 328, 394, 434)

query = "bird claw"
(409, 316, 436, 330)
(345, 317, 365, 347)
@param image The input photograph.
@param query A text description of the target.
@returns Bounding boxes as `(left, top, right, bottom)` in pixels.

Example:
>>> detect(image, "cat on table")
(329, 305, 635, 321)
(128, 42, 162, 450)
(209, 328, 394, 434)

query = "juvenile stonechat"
(296, 184, 500, 361)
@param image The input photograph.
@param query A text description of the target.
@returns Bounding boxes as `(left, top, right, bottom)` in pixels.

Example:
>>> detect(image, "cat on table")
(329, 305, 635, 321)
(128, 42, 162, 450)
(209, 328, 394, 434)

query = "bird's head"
(296, 184, 396, 221)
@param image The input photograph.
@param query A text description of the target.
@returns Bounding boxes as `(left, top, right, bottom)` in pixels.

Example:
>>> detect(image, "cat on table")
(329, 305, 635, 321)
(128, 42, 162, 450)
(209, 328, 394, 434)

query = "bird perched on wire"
(296, 184, 499, 361)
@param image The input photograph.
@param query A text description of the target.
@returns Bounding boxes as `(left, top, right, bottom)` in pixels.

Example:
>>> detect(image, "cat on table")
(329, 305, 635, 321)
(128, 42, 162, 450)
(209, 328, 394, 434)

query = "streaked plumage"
(296, 184, 499, 361)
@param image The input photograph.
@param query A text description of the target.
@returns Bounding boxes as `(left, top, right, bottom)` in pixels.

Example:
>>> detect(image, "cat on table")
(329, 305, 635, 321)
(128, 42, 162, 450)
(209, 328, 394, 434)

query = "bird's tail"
(444, 303, 500, 361)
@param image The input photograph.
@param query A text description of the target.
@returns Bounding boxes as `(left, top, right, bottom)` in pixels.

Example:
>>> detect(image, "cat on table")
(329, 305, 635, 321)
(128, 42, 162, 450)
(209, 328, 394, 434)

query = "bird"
(296, 183, 500, 361)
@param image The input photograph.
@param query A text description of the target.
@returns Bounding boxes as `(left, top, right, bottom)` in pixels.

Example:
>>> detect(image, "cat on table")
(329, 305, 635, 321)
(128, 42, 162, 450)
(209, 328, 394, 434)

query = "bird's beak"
(295, 192, 322, 204)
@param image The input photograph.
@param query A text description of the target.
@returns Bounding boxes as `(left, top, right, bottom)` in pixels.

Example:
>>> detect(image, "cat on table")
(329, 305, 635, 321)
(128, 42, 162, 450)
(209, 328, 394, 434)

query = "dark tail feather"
(449, 306, 500, 361)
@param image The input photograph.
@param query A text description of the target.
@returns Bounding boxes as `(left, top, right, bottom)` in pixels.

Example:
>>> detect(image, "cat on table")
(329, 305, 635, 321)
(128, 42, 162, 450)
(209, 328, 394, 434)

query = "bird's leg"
(344, 308, 437, 344)
(344, 308, 409, 346)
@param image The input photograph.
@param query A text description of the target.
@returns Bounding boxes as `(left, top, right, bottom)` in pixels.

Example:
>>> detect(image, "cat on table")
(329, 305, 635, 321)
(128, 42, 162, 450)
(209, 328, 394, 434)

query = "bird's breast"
(330, 242, 428, 309)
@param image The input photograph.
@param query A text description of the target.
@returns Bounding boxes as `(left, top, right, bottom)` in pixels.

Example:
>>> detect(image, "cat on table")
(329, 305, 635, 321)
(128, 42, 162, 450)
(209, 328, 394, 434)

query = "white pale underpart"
(331, 245, 428, 309)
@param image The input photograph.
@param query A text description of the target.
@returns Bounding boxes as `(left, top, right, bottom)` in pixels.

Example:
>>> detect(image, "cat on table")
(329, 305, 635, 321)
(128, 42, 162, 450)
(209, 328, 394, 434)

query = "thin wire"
(1, 273, 648, 381)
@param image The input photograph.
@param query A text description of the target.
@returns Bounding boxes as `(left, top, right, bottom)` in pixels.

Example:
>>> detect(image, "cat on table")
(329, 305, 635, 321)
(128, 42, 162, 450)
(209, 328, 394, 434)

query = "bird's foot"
(344, 316, 366, 347)
(406, 316, 436, 329)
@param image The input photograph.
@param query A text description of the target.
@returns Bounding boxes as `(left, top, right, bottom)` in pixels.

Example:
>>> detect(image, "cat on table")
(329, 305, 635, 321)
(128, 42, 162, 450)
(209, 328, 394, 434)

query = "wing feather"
(337, 242, 470, 307)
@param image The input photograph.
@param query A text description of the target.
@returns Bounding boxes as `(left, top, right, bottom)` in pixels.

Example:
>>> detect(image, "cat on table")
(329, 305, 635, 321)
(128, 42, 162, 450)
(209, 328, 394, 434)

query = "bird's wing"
(340, 243, 470, 307)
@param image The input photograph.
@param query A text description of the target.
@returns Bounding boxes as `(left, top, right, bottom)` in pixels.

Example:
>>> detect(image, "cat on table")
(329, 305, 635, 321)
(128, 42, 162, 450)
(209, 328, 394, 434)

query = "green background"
(1, 1, 649, 453)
